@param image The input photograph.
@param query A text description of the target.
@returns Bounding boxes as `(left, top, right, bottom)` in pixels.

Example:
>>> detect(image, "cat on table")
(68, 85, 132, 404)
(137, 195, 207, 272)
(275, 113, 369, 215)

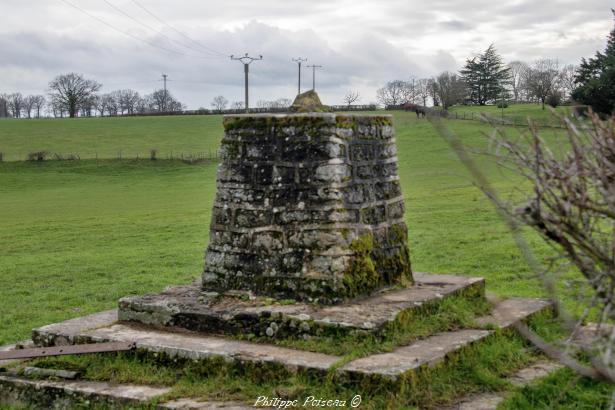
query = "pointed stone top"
(289, 90, 331, 113)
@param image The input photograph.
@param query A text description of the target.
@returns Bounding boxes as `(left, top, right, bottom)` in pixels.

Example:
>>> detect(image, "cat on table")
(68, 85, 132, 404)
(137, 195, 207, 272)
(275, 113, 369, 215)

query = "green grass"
(0, 112, 590, 344)
(0, 108, 610, 407)
(498, 367, 613, 409)
(0, 159, 216, 345)
(239, 292, 491, 358)
(447, 102, 571, 123)
(0, 115, 224, 161)
(0, 104, 565, 161)
(21, 315, 562, 409)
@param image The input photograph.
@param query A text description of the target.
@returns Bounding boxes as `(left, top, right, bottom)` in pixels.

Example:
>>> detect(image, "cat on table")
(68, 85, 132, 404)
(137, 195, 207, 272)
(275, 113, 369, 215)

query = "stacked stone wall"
(203, 113, 412, 303)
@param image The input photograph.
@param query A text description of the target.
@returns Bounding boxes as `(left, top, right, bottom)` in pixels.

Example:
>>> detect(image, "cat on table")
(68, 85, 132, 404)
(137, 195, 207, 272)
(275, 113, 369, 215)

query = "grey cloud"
(438, 20, 472, 31)
(0, 0, 611, 108)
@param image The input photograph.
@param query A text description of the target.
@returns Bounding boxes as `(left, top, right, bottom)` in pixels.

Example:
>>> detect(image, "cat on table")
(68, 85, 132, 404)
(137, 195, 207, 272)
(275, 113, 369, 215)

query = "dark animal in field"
(401, 102, 427, 118)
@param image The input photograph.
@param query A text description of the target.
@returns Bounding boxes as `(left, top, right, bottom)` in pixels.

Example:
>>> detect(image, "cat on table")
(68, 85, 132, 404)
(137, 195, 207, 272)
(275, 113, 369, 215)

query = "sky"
(0, 0, 613, 109)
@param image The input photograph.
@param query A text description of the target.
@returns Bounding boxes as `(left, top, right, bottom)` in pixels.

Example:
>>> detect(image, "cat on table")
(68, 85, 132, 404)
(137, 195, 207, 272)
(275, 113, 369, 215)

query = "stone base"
(118, 273, 485, 338)
(31, 296, 551, 385)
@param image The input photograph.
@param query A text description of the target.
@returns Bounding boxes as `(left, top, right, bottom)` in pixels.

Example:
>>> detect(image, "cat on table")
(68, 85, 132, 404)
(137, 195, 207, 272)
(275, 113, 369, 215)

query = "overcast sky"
(1, 0, 613, 109)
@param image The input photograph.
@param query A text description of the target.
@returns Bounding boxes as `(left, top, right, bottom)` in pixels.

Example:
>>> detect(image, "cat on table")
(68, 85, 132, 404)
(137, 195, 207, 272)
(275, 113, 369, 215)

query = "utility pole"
(231, 53, 263, 113)
(306, 64, 322, 91)
(161, 74, 168, 111)
(292, 57, 307, 95)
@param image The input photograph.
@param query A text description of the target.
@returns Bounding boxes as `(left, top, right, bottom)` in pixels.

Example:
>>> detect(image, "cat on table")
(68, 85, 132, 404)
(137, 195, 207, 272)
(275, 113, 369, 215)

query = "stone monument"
(119, 93, 415, 335)
(203, 112, 412, 304)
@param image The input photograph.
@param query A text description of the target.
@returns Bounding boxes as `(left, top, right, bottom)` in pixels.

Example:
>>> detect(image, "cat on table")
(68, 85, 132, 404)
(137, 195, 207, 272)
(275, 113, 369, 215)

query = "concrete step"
(31, 297, 551, 385)
(118, 272, 486, 338)
(338, 297, 551, 381)
(34, 310, 341, 375)
(0, 374, 171, 409)
(0, 374, 257, 409)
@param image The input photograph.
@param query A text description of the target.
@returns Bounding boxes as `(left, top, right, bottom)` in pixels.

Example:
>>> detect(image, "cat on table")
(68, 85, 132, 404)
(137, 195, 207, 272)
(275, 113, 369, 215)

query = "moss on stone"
(340, 233, 382, 298)
(335, 116, 355, 129)
(289, 90, 331, 113)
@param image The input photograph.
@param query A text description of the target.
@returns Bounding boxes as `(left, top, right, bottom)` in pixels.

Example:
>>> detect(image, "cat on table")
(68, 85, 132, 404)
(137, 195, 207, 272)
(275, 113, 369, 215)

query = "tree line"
(0, 73, 185, 119)
(376, 46, 577, 111)
(376, 14, 614, 115)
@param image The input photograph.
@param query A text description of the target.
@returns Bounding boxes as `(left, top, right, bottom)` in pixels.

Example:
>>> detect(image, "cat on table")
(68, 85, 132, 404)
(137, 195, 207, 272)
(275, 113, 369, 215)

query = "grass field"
(0, 105, 609, 408)
(0, 115, 224, 161)
(448, 102, 571, 122)
(0, 110, 582, 343)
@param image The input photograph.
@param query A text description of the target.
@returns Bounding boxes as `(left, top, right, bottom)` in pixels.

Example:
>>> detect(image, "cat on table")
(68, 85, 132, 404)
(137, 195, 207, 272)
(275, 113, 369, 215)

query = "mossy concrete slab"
(339, 329, 491, 379)
(161, 398, 255, 409)
(33, 311, 341, 374)
(475, 298, 551, 328)
(31, 296, 551, 384)
(0, 374, 171, 409)
(118, 272, 485, 338)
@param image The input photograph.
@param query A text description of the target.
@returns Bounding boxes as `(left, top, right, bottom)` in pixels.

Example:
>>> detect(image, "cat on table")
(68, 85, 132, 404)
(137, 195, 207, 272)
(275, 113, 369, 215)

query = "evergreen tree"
(572, 11, 615, 115)
(461, 44, 511, 105)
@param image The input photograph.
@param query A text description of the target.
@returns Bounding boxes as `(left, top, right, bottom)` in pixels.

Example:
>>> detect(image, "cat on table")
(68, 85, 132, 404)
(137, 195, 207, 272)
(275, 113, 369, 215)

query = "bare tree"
(48, 73, 101, 118)
(49, 95, 65, 118)
(115, 89, 141, 115)
(231, 101, 244, 110)
(427, 78, 439, 107)
(275, 98, 292, 108)
(435, 72, 466, 109)
(343, 90, 361, 106)
(95, 94, 111, 116)
(431, 110, 615, 389)
(135, 96, 147, 114)
(376, 80, 413, 107)
(23, 95, 37, 118)
(524, 59, 561, 110)
(0, 94, 8, 118)
(416, 79, 430, 107)
(80, 94, 97, 117)
(491, 112, 615, 383)
(559, 64, 577, 101)
(7, 93, 24, 118)
(508, 61, 529, 102)
(32, 95, 45, 118)
(107, 93, 121, 116)
(211, 95, 228, 112)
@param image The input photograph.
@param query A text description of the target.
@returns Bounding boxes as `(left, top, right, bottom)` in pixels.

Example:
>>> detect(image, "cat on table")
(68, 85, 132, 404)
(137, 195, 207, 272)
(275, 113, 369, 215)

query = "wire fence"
(386, 106, 570, 129)
(0, 149, 220, 163)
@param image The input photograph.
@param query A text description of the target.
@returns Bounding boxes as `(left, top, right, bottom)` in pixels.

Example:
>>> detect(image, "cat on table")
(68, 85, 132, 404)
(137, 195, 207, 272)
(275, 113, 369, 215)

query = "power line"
(161, 74, 169, 111)
(292, 57, 307, 95)
(57, 0, 215, 60)
(231, 54, 263, 113)
(306, 64, 323, 91)
(100, 0, 222, 59)
(129, 0, 227, 58)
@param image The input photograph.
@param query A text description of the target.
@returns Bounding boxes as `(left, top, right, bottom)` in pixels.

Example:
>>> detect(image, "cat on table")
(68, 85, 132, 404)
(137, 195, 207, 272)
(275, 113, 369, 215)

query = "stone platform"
(118, 272, 485, 338)
(32, 296, 551, 383)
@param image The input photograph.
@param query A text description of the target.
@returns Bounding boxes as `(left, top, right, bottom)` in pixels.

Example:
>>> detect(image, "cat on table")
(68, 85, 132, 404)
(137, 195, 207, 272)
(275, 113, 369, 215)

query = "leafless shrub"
(430, 109, 615, 385)
(26, 151, 49, 161)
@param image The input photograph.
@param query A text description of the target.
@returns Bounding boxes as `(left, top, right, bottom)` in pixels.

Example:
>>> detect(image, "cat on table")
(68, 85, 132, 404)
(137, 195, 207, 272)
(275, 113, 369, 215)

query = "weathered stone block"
(203, 113, 412, 303)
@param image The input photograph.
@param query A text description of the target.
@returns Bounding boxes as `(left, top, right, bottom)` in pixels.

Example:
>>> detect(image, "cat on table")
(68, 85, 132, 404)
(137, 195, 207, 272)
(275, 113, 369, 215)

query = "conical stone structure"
(202, 112, 412, 303)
